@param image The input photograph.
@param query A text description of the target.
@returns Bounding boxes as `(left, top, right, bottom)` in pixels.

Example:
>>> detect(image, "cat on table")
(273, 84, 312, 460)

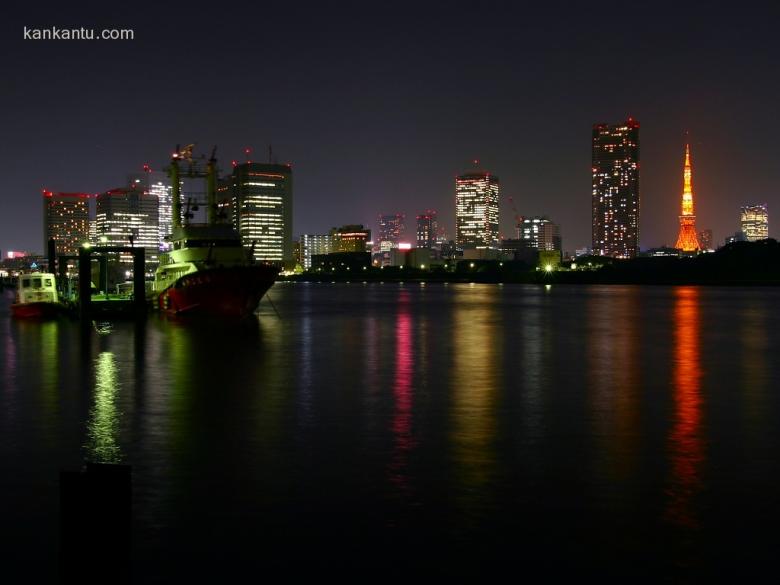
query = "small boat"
(11, 273, 62, 319)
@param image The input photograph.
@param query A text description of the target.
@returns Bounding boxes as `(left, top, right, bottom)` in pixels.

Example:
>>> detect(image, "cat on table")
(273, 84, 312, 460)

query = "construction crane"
(507, 196, 524, 237)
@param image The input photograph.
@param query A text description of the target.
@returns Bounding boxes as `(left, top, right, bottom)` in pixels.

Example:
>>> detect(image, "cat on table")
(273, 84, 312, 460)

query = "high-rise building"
(378, 213, 405, 251)
(698, 229, 713, 251)
(592, 119, 640, 258)
(456, 163, 499, 249)
(42, 190, 90, 255)
(416, 210, 438, 249)
(741, 204, 768, 241)
(516, 216, 562, 251)
(674, 144, 701, 252)
(330, 225, 371, 253)
(228, 162, 293, 263)
(300, 234, 333, 268)
(128, 170, 173, 251)
(95, 185, 160, 263)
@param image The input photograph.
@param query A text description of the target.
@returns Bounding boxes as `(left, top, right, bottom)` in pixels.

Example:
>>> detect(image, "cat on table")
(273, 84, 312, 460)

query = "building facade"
(456, 166, 499, 249)
(740, 204, 768, 242)
(592, 119, 640, 258)
(43, 190, 90, 256)
(330, 225, 371, 253)
(698, 229, 713, 251)
(516, 216, 561, 251)
(228, 162, 293, 264)
(416, 210, 438, 249)
(95, 185, 160, 263)
(128, 170, 173, 251)
(299, 234, 333, 269)
(378, 213, 405, 251)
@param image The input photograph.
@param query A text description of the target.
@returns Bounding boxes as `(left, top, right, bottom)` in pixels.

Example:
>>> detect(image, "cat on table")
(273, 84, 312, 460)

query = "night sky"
(3, 2, 779, 254)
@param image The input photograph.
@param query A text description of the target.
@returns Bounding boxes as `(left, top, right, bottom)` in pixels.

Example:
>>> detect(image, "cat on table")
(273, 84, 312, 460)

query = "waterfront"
(2, 282, 780, 582)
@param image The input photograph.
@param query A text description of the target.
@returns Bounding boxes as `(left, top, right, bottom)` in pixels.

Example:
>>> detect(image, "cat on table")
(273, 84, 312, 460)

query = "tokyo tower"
(674, 144, 701, 252)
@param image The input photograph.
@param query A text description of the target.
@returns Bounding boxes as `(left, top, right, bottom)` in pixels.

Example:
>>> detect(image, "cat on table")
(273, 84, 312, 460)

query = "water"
(2, 283, 780, 582)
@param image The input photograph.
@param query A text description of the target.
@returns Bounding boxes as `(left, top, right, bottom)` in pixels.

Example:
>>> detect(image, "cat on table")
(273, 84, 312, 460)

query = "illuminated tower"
(592, 120, 640, 258)
(456, 162, 500, 249)
(674, 144, 701, 252)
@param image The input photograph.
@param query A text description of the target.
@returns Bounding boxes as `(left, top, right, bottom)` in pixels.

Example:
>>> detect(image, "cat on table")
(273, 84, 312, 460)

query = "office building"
(330, 225, 371, 253)
(228, 162, 293, 263)
(128, 170, 173, 251)
(741, 204, 768, 242)
(592, 119, 640, 258)
(516, 216, 561, 251)
(95, 185, 160, 263)
(699, 229, 713, 251)
(416, 210, 438, 249)
(378, 213, 405, 251)
(43, 190, 90, 255)
(300, 234, 333, 269)
(456, 164, 499, 249)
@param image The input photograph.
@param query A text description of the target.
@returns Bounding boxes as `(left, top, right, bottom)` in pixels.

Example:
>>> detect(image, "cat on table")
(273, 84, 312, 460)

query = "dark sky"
(2, 1, 779, 254)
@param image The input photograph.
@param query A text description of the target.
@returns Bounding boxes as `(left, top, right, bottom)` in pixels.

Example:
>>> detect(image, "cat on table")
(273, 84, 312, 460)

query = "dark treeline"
(283, 240, 780, 285)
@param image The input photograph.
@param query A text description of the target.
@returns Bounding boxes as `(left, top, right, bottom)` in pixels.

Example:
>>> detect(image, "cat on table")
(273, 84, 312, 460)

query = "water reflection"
(451, 285, 500, 512)
(587, 287, 640, 481)
(740, 298, 768, 430)
(388, 289, 414, 493)
(86, 351, 122, 463)
(665, 287, 704, 530)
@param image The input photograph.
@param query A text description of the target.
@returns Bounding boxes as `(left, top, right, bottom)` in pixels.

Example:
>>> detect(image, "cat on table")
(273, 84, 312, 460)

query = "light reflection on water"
(2, 284, 780, 581)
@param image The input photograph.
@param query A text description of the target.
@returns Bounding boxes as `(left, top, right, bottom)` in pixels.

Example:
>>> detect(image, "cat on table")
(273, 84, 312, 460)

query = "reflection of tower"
(675, 145, 701, 252)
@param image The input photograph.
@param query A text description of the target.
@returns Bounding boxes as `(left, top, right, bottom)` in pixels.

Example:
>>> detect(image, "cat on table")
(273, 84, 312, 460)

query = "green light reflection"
(86, 351, 122, 463)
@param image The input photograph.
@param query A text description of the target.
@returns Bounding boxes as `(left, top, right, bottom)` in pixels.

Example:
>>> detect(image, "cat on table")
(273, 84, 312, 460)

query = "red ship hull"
(158, 265, 279, 318)
(11, 302, 62, 319)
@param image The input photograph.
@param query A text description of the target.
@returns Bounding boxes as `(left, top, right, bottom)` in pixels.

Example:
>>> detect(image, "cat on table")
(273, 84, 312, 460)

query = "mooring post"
(47, 238, 56, 277)
(133, 248, 146, 315)
(78, 247, 91, 320)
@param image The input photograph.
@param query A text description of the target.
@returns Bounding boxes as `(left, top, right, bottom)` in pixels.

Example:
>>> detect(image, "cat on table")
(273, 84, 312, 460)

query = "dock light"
(82, 242, 92, 249)
(420, 264, 425, 269)
(571, 263, 577, 270)
(544, 264, 554, 273)
(469, 262, 475, 268)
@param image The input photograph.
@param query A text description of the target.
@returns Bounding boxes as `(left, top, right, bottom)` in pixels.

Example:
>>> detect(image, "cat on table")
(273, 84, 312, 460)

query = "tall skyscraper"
(95, 185, 160, 263)
(300, 234, 333, 268)
(229, 162, 293, 264)
(674, 144, 701, 252)
(741, 204, 769, 241)
(128, 170, 173, 251)
(592, 119, 640, 258)
(456, 163, 499, 249)
(378, 213, 405, 251)
(415, 210, 438, 249)
(43, 190, 90, 255)
(516, 216, 562, 251)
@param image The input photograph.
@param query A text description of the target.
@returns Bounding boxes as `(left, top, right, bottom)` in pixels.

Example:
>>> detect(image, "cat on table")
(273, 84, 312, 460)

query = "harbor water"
(2, 282, 780, 582)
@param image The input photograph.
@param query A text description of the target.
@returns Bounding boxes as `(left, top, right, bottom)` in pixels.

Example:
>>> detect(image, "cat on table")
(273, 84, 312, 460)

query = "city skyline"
(3, 4, 780, 255)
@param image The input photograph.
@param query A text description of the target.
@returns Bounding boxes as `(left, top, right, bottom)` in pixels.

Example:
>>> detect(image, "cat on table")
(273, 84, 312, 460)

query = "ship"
(154, 224, 279, 317)
(152, 145, 280, 318)
(11, 272, 63, 319)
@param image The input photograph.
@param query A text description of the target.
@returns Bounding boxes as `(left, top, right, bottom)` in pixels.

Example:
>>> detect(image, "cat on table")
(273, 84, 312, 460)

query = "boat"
(151, 146, 279, 318)
(11, 273, 63, 319)
(153, 224, 279, 318)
